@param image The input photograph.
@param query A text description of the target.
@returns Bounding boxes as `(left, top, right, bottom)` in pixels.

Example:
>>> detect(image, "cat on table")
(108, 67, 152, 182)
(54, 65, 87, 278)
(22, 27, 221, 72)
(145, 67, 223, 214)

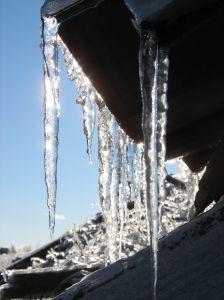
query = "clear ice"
(41, 16, 204, 299)
(42, 17, 60, 236)
(157, 48, 169, 234)
(139, 28, 159, 299)
(98, 105, 118, 263)
(57, 38, 148, 264)
(139, 28, 169, 299)
(59, 38, 96, 163)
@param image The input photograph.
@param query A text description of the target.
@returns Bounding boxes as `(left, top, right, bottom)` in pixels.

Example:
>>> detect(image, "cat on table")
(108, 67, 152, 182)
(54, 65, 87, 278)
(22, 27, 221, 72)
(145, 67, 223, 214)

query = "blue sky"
(0, 1, 99, 247)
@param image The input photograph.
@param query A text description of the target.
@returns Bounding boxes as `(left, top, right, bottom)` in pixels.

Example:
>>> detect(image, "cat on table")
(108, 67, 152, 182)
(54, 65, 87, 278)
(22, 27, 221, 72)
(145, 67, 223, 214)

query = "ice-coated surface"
(42, 17, 60, 236)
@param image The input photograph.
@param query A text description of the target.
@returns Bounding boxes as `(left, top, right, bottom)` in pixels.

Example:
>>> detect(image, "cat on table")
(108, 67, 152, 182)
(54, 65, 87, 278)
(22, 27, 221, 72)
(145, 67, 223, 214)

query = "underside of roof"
(42, 0, 224, 159)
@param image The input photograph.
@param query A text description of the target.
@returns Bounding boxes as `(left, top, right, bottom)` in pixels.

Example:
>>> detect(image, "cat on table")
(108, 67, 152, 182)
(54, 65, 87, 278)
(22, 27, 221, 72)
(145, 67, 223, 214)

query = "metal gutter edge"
(41, 0, 82, 17)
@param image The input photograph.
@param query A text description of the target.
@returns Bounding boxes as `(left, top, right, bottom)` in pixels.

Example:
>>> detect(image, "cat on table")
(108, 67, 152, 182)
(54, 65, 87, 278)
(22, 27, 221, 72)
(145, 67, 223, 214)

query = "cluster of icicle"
(59, 35, 147, 263)
(42, 16, 149, 264)
(43, 18, 145, 262)
(41, 16, 167, 299)
(42, 16, 202, 299)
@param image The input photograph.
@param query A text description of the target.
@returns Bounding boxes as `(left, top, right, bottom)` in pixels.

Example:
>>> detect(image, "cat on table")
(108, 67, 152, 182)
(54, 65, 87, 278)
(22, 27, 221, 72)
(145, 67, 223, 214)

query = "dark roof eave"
(41, 0, 104, 18)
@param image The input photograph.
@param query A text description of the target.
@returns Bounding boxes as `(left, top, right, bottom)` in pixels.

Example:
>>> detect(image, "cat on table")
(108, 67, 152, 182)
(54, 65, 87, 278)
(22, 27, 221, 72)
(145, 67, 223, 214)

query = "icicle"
(59, 39, 96, 163)
(109, 118, 120, 262)
(133, 143, 145, 221)
(77, 90, 96, 163)
(139, 27, 159, 299)
(98, 105, 116, 263)
(42, 17, 60, 236)
(157, 48, 169, 233)
(98, 105, 113, 210)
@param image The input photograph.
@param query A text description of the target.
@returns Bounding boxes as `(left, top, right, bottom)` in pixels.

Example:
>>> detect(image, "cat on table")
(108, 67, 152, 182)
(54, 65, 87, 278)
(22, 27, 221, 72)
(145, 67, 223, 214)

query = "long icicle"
(42, 17, 60, 237)
(98, 105, 115, 263)
(157, 48, 169, 235)
(109, 118, 120, 262)
(139, 27, 159, 299)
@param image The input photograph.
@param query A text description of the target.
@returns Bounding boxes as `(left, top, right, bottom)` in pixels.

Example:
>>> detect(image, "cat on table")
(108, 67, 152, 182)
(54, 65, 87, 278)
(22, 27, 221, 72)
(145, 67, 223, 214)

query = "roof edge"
(41, 0, 81, 17)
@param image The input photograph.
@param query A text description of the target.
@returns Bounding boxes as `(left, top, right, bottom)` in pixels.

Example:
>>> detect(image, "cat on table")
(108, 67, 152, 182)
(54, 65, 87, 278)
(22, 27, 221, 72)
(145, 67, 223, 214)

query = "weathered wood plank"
(0, 266, 99, 299)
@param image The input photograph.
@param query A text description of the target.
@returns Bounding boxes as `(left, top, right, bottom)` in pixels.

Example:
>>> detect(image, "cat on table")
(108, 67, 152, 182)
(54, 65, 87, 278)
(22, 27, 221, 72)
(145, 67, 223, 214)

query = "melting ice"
(42, 15, 202, 300)
(58, 38, 149, 264)
(139, 26, 170, 298)
(59, 38, 96, 163)
(42, 17, 60, 236)
(139, 29, 159, 298)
